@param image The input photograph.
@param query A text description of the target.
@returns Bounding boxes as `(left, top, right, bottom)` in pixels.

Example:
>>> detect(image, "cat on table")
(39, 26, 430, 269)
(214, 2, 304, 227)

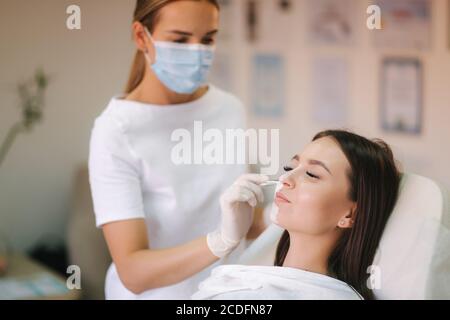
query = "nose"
(279, 172, 295, 189)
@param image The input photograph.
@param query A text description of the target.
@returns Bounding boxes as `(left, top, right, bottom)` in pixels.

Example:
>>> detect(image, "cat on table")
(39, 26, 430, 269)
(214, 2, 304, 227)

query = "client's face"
(274, 137, 356, 235)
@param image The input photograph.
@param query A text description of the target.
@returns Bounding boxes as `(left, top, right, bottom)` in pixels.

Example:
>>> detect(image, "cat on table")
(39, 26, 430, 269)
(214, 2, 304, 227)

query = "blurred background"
(0, 0, 449, 299)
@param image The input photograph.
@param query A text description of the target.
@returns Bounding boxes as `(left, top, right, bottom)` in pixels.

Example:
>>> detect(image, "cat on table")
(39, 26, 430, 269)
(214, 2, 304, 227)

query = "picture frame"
(380, 58, 423, 135)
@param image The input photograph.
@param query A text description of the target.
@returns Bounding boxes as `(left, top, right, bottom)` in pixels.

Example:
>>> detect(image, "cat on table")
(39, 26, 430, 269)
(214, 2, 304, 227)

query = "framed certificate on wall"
(373, 0, 432, 50)
(252, 54, 285, 118)
(380, 58, 423, 135)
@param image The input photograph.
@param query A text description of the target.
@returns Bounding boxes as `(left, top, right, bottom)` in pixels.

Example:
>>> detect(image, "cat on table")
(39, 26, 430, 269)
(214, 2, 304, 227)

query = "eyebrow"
(291, 155, 332, 175)
(166, 30, 219, 37)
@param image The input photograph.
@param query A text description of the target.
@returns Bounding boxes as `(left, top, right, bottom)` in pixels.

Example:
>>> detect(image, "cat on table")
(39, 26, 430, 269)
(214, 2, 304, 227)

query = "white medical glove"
(207, 174, 269, 258)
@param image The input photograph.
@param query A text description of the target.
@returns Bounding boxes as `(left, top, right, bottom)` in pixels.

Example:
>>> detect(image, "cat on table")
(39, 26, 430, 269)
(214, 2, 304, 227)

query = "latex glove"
(207, 174, 269, 258)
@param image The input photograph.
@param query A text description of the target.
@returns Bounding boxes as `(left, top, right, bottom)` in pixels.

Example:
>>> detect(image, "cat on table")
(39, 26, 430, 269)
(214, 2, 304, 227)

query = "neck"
(283, 231, 340, 276)
(126, 67, 208, 105)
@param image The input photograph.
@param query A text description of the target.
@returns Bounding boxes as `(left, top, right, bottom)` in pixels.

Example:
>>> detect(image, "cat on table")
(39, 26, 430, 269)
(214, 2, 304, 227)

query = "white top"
(88, 85, 247, 299)
(192, 265, 364, 300)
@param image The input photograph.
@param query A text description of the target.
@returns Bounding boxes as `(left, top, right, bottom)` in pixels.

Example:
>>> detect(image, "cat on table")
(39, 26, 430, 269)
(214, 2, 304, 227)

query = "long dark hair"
(274, 130, 402, 300)
(125, 0, 220, 94)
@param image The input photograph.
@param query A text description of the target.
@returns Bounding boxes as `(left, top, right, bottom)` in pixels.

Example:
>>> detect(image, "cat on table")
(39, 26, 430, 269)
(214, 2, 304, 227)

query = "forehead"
(300, 137, 350, 173)
(157, 1, 219, 29)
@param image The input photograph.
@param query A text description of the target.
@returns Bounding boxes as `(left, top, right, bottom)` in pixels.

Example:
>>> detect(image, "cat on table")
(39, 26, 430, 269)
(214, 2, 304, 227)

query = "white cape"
(192, 265, 363, 300)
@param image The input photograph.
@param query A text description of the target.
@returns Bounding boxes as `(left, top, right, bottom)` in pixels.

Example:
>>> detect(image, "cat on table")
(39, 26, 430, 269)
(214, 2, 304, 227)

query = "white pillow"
(373, 173, 450, 299)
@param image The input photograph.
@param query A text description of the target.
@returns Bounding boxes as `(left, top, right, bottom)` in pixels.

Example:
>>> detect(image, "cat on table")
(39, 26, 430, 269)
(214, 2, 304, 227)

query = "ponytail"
(125, 50, 146, 94)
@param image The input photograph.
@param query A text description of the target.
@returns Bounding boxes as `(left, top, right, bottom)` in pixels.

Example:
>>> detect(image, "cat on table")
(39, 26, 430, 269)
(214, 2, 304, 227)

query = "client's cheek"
(294, 194, 333, 229)
(319, 192, 347, 215)
(315, 196, 351, 230)
(279, 197, 313, 228)
(294, 192, 317, 211)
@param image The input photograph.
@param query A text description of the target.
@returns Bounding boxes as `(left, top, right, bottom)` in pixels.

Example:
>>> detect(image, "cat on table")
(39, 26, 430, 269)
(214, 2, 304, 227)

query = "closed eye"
(307, 172, 319, 179)
(283, 166, 293, 172)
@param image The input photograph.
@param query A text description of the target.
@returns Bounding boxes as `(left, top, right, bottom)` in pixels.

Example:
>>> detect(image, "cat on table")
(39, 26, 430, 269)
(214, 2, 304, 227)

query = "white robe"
(192, 265, 363, 300)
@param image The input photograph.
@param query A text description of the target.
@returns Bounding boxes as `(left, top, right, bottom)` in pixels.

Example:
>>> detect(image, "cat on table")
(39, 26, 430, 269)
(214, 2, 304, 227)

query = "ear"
(337, 203, 357, 229)
(132, 22, 156, 62)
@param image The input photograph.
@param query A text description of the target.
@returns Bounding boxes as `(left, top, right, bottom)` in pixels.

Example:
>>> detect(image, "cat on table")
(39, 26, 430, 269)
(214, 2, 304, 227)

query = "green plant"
(0, 68, 50, 167)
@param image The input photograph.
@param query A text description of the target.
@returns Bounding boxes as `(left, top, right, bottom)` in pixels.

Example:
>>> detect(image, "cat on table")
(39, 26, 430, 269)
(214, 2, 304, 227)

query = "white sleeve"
(88, 115, 145, 228)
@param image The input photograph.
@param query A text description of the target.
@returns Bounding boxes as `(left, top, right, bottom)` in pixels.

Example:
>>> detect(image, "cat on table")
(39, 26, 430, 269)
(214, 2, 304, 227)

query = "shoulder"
(89, 98, 136, 158)
(90, 114, 124, 149)
(92, 97, 131, 135)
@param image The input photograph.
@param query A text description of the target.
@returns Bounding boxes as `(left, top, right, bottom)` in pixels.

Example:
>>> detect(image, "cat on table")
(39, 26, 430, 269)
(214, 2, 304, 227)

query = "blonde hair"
(125, 0, 220, 94)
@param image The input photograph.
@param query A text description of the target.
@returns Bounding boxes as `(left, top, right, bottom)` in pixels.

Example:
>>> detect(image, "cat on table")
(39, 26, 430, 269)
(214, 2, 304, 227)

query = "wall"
(0, 0, 136, 251)
(0, 0, 449, 251)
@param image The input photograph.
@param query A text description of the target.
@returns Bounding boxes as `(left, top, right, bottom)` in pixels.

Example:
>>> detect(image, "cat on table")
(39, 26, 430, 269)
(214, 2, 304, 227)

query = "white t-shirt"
(88, 85, 247, 299)
(192, 265, 364, 300)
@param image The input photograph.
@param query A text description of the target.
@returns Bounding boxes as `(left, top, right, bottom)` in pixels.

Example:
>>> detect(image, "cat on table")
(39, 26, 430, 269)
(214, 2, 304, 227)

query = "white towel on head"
(192, 265, 363, 300)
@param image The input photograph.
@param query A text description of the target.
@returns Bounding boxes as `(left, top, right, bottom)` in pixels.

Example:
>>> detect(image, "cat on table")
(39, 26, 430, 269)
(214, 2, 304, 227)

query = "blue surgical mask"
(144, 28, 215, 94)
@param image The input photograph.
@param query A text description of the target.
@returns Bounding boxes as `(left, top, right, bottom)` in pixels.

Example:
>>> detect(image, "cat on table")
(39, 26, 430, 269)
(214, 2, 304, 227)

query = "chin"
(271, 213, 290, 229)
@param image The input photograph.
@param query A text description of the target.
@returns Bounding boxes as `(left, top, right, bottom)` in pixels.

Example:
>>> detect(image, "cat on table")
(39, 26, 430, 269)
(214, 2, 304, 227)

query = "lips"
(275, 191, 290, 204)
